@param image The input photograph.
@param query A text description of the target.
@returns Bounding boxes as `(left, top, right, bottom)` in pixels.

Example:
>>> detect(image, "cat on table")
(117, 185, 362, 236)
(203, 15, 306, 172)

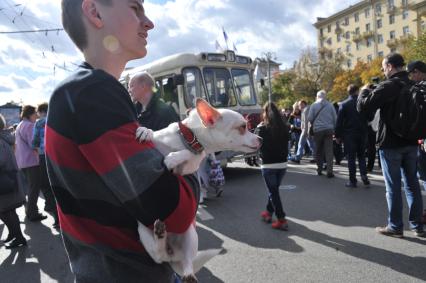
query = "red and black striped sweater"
(46, 63, 198, 282)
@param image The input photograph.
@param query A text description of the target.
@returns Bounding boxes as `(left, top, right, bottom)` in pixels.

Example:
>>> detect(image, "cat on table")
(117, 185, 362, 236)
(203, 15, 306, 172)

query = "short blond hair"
(131, 72, 155, 88)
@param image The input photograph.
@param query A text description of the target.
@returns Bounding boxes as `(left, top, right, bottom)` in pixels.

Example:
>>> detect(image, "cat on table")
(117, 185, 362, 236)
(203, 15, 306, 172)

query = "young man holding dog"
(46, 1, 199, 282)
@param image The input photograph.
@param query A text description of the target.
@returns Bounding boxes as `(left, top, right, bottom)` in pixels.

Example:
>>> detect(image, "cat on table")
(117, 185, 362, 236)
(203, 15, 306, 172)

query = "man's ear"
(196, 98, 221, 127)
(82, 0, 103, 28)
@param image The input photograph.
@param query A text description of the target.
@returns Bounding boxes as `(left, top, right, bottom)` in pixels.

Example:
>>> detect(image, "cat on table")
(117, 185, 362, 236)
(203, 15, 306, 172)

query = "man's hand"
(135, 127, 154, 143)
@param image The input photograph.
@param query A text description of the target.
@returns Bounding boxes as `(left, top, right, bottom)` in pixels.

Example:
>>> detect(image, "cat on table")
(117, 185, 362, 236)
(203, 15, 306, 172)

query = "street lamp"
(262, 52, 276, 103)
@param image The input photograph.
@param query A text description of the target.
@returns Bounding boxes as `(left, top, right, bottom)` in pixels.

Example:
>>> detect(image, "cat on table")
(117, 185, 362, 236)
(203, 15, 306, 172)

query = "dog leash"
(178, 122, 204, 154)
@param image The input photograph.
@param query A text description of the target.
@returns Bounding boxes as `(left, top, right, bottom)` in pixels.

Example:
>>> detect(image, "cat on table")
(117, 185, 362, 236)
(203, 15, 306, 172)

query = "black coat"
(357, 71, 418, 149)
(335, 95, 367, 139)
(136, 94, 180, 131)
(255, 123, 289, 165)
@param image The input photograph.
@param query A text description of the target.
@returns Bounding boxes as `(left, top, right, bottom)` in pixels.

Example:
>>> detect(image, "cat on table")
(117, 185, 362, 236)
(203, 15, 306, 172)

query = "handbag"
(309, 103, 326, 136)
(208, 159, 225, 188)
(0, 169, 18, 195)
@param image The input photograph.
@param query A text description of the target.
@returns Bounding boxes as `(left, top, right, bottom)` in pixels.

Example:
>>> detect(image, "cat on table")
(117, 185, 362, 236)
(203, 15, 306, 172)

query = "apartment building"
(314, 0, 426, 68)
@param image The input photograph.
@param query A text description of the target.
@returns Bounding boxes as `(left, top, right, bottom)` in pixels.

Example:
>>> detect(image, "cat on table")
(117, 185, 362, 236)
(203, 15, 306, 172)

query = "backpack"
(388, 79, 426, 140)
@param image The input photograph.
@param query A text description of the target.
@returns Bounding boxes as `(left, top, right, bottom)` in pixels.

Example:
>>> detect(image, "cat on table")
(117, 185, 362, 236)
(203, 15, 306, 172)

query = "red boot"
(271, 218, 288, 230)
(260, 211, 272, 223)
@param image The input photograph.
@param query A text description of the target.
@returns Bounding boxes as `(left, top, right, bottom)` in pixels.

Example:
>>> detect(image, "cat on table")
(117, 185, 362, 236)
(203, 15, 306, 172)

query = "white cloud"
(0, 0, 354, 106)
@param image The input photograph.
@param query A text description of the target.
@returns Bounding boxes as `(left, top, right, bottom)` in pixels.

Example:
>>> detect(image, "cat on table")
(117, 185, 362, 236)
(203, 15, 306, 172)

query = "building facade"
(314, 0, 426, 68)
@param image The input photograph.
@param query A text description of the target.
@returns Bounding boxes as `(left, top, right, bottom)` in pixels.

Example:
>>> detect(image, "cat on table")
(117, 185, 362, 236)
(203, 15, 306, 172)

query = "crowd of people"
(0, 102, 59, 249)
(0, 0, 425, 281)
(271, 54, 426, 238)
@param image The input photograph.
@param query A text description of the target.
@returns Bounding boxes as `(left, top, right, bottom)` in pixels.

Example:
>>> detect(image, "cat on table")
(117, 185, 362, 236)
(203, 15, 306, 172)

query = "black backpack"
(389, 79, 426, 140)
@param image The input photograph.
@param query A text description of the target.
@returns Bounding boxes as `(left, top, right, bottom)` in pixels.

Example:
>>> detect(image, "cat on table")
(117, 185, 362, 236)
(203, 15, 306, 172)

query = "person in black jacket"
(336, 84, 370, 188)
(129, 72, 180, 130)
(255, 102, 290, 230)
(357, 53, 424, 238)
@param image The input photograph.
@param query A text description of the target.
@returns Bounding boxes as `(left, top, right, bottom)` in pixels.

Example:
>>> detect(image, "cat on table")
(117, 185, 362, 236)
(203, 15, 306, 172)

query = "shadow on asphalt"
(196, 227, 225, 283)
(290, 221, 426, 281)
(0, 219, 72, 283)
(201, 165, 426, 281)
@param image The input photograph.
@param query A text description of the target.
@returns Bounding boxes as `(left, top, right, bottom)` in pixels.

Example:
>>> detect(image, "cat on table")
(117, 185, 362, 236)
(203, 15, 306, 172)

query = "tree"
(359, 57, 384, 85)
(271, 70, 296, 109)
(258, 70, 296, 109)
(292, 48, 323, 102)
(292, 48, 346, 103)
(328, 61, 365, 102)
(402, 31, 426, 63)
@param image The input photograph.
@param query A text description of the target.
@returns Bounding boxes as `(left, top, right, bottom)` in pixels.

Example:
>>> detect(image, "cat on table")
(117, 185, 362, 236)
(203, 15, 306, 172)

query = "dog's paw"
(136, 127, 154, 143)
(182, 274, 198, 283)
(154, 219, 166, 239)
(164, 152, 186, 170)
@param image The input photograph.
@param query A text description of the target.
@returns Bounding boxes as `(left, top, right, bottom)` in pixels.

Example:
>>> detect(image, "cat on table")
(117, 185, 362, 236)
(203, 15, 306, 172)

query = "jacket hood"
(0, 129, 15, 145)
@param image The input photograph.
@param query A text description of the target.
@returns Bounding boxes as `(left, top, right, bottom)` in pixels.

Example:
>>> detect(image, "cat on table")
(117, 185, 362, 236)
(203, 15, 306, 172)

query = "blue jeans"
(418, 148, 426, 181)
(379, 146, 424, 232)
(261, 168, 287, 219)
(344, 135, 367, 183)
(294, 132, 315, 161)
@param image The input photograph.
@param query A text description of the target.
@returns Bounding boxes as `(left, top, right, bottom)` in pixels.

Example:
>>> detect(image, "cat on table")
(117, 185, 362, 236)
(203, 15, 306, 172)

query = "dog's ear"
(196, 98, 221, 127)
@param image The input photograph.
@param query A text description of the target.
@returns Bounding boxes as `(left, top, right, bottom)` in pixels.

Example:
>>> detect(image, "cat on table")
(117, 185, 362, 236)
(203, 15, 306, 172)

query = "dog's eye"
(238, 124, 246, 134)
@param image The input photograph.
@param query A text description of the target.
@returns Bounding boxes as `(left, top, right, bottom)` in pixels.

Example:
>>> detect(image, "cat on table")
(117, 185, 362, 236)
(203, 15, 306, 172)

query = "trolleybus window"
(203, 68, 237, 108)
(231, 69, 256, 106)
(183, 68, 207, 108)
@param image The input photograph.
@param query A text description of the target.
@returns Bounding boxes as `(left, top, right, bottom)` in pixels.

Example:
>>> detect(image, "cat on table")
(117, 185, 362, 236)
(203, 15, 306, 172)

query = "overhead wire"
(3, 0, 77, 73)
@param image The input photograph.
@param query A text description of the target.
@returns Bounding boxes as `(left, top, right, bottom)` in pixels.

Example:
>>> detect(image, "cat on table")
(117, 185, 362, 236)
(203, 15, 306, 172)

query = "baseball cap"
(407, 60, 426, 73)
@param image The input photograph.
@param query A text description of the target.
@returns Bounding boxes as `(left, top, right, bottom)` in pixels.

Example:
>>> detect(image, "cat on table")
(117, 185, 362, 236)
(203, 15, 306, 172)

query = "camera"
(369, 77, 380, 90)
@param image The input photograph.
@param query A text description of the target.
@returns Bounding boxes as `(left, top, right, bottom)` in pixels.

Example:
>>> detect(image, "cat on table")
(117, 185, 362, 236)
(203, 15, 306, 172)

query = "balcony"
(399, 33, 414, 44)
(352, 33, 362, 42)
(386, 38, 399, 48)
(335, 27, 343, 34)
(318, 47, 331, 55)
(387, 5, 397, 14)
(362, 31, 375, 39)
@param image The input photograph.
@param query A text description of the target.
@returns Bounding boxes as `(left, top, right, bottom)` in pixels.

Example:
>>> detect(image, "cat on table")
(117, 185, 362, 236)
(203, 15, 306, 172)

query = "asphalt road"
(1, 160, 425, 283)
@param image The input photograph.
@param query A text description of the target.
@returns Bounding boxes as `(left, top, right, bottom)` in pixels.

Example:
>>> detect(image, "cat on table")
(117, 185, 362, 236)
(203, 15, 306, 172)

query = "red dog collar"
(178, 122, 204, 154)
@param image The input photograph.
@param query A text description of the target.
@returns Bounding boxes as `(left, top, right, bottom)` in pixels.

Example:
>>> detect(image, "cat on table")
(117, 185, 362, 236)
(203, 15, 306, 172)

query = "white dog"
(136, 98, 261, 282)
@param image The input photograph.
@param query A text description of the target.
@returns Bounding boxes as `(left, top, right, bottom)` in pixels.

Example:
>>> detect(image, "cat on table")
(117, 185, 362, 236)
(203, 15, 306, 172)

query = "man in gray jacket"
(308, 90, 337, 177)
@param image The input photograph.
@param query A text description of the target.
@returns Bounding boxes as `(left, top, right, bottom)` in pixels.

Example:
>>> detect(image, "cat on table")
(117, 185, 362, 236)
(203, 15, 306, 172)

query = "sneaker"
(326, 173, 335, 178)
(260, 211, 272, 223)
(361, 175, 371, 186)
(411, 229, 425, 237)
(345, 181, 357, 188)
(317, 170, 323, 176)
(375, 226, 403, 238)
(215, 187, 223, 197)
(5, 237, 27, 249)
(271, 219, 288, 230)
(27, 214, 48, 222)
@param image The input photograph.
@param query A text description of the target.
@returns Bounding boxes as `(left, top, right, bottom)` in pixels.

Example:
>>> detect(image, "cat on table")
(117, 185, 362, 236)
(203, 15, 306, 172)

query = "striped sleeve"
(73, 83, 198, 233)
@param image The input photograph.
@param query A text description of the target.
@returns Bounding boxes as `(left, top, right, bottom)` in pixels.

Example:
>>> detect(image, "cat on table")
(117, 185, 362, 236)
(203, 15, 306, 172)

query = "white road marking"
(279, 185, 297, 190)
(197, 205, 214, 221)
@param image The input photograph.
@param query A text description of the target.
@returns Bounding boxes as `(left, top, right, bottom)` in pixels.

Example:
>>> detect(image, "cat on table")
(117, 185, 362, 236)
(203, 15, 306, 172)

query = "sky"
(0, 0, 358, 106)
